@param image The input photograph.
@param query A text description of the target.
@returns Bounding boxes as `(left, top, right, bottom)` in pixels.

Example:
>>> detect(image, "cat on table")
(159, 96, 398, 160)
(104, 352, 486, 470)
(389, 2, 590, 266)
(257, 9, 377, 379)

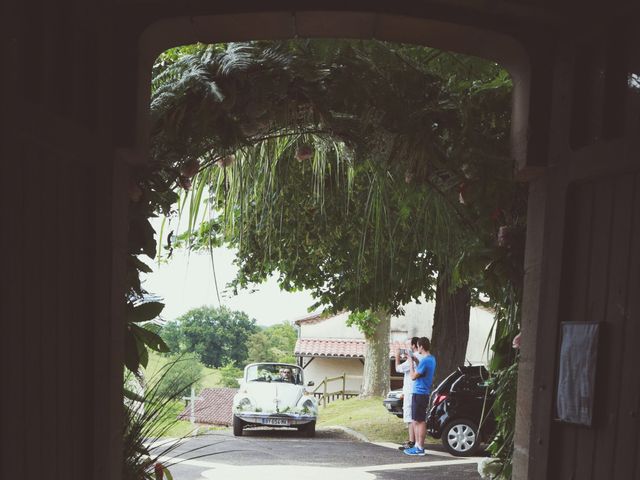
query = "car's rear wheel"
(298, 421, 316, 438)
(442, 419, 480, 456)
(233, 415, 244, 437)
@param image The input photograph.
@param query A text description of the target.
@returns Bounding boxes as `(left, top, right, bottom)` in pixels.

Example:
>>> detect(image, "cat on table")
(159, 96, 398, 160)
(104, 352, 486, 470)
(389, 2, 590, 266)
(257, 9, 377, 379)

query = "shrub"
(219, 361, 243, 388)
(152, 353, 203, 398)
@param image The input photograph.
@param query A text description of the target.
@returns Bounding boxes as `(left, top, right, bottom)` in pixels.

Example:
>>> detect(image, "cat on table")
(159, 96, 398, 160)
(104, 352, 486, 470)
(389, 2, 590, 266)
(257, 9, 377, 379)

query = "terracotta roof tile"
(294, 338, 408, 358)
(177, 387, 237, 426)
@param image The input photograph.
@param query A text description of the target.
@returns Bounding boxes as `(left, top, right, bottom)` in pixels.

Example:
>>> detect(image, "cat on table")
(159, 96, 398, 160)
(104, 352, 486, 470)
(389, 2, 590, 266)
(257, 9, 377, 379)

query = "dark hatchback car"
(382, 389, 405, 418)
(426, 365, 495, 456)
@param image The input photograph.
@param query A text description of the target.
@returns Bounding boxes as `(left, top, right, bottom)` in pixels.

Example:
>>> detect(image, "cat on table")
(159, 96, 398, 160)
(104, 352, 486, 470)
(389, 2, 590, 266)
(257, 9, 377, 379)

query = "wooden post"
(323, 377, 327, 407)
(182, 386, 199, 424)
(342, 372, 346, 400)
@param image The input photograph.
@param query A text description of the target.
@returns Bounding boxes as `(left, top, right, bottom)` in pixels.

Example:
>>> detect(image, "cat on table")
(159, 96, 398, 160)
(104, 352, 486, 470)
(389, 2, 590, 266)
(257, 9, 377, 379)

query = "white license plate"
(385, 404, 392, 410)
(261, 418, 289, 426)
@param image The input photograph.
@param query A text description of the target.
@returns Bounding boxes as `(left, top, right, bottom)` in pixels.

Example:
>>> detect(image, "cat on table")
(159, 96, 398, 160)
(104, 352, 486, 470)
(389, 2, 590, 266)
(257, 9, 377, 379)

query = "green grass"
(144, 352, 223, 389)
(199, 366, 223, 389)
(317, 396, 407, 443)
(317, 396, 438, 444)
(155, 400, 201, 438)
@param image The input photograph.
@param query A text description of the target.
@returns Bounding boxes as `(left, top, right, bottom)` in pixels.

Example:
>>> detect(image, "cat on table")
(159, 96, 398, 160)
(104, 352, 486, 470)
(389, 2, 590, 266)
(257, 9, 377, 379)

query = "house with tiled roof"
(177, 387, 237, 426)
(293, 301, 494, 393)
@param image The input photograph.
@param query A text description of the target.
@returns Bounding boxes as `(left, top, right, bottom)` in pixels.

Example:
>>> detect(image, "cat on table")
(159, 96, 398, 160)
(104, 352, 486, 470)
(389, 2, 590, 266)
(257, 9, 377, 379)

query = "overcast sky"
(141, 244, 321, 327)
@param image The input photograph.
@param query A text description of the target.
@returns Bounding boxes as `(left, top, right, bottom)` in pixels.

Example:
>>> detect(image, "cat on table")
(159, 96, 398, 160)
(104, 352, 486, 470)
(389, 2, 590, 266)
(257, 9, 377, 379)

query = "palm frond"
(149, 38, 516, 314)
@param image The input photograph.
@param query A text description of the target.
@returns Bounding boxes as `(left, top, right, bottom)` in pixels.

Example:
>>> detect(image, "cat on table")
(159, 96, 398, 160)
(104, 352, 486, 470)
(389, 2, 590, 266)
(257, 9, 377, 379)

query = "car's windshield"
(246, 364, 303, 385)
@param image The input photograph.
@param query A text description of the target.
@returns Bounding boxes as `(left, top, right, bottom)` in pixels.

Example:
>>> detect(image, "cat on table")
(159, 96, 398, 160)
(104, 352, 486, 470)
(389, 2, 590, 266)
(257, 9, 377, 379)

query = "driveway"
(151, 428, 483, 480)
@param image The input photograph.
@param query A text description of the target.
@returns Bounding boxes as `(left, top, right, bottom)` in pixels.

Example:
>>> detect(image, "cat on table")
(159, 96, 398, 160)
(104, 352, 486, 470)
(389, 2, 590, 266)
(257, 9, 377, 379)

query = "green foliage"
(346, 310, 381, 339)
(150, 40, 518, 317)
(317, 396, 437, 445)
(146, 39, 525, 473)
(478, 284, 521, 479)
(161, 305, 257, 368)
(218, 361, 243, 388)
(123, 357, 201, 480)
(145, 351, 223, 390)
(216, 145, 444, 315)
(125, 301, 171, 375)
(246, 321, 298, 364)
(486, 361, 519, 478)
(151, 353, 203, 398)
(128, 301, 165, 323)
(245, 331, 273, 363)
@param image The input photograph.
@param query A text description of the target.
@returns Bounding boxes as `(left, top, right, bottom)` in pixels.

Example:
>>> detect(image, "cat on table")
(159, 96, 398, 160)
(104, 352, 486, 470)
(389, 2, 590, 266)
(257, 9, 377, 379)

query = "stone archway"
(10, 4, 638, 480)
(130, 10, 538, 477)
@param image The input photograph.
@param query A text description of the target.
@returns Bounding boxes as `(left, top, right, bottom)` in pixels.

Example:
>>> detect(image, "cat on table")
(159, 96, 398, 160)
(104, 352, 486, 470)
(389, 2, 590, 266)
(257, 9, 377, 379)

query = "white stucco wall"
(390, 300, 494, 365)
(298, 311, 361, 339)
(298, 299, 495, 367)
(464, 307, 495, 364)
(389, 300, 435, 340)
(302, 357, 364, 392)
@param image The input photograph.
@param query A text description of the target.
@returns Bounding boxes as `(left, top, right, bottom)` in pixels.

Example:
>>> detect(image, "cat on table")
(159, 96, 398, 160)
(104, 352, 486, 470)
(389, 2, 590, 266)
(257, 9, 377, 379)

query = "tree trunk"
(430, 271, 471, 387)
(361, 309, 391, 397)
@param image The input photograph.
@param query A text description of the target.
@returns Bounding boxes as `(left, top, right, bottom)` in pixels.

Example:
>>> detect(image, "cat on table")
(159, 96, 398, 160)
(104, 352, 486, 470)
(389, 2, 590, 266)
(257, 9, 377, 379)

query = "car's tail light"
(433, 393, 448, 406)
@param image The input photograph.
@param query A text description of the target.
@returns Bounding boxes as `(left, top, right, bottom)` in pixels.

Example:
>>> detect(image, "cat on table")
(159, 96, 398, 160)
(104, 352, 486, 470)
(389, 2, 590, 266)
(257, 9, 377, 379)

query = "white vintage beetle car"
(232, 362, 318, 437)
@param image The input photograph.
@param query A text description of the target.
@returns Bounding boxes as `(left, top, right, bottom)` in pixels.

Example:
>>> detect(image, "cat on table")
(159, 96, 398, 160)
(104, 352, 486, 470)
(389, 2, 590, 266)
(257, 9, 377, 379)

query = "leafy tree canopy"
(151, 40, 522, 317)
(143, 38, 527, 475)
(161, 305, 257, 368)
(218, 361, 243, 388)
(149, 353, 203, 398)
(246, 321, 298, 364)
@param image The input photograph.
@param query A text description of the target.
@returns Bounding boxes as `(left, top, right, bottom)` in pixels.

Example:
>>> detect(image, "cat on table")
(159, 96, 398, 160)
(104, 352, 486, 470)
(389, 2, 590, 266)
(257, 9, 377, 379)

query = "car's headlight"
(237, 397, 253, 411)
(300, 398, 317, 415)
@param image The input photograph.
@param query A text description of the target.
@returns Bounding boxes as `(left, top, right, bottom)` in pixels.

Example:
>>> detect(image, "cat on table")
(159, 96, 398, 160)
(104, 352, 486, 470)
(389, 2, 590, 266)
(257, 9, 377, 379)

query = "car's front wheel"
(442, 419, 480, 456)
(298, 421, 316, 438)
(233, 415, 244, 437)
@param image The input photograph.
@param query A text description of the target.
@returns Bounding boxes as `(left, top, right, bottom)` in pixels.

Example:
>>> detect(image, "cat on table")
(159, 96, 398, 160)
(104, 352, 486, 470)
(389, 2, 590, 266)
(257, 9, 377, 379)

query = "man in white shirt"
(394, 337, 421, 450)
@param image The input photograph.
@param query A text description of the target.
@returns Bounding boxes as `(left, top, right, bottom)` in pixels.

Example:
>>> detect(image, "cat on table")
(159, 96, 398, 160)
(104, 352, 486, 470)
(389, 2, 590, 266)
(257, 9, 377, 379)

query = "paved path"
(150, 428, 483, 480)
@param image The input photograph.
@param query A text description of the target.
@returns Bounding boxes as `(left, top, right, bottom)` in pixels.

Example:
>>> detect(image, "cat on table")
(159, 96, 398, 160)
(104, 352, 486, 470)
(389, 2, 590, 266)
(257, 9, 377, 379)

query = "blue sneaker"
(403, 446, 426, 456)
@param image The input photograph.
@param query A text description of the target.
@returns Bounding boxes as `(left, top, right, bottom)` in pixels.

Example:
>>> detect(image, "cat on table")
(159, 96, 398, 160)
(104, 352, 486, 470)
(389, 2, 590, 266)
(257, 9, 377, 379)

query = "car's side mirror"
(307, 381, 315, 387)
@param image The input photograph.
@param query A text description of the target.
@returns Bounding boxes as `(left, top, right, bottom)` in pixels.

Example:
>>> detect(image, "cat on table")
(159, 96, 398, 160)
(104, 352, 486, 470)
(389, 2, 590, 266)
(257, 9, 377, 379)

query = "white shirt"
(396, 353, 424, 396)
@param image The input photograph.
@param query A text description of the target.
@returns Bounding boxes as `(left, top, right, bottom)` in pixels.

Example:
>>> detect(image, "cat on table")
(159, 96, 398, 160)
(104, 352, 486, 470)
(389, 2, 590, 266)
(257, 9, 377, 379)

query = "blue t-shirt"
(413, 355, 436, 395)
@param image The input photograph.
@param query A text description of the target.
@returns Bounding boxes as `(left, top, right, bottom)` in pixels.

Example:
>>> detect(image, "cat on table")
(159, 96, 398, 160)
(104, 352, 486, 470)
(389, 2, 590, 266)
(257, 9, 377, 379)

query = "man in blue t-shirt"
(404, 336, 436, 456)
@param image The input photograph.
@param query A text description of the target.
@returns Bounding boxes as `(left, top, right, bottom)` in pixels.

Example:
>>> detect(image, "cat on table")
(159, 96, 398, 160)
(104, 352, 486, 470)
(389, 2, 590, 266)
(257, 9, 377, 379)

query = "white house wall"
(303, 357, 364, 393)
(299, 299, 495, 366)
(299, 311, 360, 339)
(465, 307, 494, 365)
(390, 300, 436, 340)
(392, 300, 495, 365)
